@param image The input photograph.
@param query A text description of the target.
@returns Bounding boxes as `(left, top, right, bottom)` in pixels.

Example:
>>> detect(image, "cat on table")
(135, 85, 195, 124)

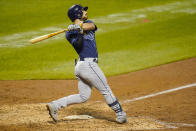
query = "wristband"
(79, 23, 83, 34)
(79, 23, 83, 28)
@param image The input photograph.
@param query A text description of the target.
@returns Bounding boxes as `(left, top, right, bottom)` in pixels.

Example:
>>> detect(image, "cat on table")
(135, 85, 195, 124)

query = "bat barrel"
(30, 29, 68, 44)
(30, 35, 49, 44)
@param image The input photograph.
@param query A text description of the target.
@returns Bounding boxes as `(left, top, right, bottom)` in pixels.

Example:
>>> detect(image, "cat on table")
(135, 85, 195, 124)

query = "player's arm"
(73, 34, 83, 49)
(74, 19, 96, 31)
(81, 23, 96, 31)
(66, 31, 83, 49)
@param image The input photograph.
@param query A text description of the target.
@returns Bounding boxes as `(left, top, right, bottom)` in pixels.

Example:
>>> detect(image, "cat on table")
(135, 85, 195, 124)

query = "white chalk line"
(155, 120, 178, 129)
(121, 83, 196, 104)
(37, 83, 196, 129)
(143, 116, 196, 129)
(1, 0, 196, 48)
(154, 120, 196, 129)
(5, 83, 195, 129)
(134, 116, 178, 129)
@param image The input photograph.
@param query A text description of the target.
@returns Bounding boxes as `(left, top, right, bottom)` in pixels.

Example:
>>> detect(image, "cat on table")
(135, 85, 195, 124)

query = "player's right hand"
(68, 24, 83, 34)
(68, 24, 81, 31)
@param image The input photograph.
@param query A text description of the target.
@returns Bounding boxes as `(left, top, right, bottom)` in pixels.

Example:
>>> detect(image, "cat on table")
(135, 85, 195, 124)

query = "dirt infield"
(0, 58, 196, 130)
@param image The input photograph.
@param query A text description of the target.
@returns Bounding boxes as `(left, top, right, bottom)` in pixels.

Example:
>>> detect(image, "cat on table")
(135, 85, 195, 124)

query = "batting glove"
(68, 24, 83, 33)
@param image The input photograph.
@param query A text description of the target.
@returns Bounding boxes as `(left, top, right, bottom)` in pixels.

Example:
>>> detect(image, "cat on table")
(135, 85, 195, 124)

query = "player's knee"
(80, 93, 91, 103)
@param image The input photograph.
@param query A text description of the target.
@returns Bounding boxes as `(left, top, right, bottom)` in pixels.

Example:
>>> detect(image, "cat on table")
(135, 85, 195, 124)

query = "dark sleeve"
(66, 31, 83, 49)
(73, 34, 83, 49)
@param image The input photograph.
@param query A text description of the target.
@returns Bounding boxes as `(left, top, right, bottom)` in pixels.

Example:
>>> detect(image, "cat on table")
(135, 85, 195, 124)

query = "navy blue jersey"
(66, 20, 98, 59)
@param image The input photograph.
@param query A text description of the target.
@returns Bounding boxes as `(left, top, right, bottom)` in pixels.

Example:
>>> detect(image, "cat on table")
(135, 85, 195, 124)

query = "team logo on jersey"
(83, 31, 95, 41)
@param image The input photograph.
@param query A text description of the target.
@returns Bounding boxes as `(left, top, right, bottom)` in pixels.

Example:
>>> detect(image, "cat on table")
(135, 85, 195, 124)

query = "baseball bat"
(30, 29, 68, 44)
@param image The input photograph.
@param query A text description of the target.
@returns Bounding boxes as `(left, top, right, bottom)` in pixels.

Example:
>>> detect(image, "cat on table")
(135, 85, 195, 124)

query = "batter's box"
(62, 115, 195, 130)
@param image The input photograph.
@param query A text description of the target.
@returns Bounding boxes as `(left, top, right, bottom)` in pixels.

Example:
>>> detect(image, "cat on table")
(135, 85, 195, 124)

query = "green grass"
(0, 0, 181, 36)
(98, 14, 196, 75)
(0, 0, 196, 80)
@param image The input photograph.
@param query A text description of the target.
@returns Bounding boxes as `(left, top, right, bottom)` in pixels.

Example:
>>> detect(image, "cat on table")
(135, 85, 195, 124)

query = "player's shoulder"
(84, 20, 95, 24)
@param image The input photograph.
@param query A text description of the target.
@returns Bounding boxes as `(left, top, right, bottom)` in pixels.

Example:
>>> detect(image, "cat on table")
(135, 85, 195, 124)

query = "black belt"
(79, 58, 98, 63)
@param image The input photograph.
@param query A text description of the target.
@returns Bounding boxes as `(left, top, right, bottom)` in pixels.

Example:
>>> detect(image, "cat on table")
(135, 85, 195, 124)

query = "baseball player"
(46, 4, 127, 124)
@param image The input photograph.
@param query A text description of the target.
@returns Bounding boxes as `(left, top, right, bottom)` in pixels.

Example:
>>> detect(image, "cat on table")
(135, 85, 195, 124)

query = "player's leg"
(46, 77, 92, 121)
(80, 62, 127, 123)
(52, 78, 91, 108)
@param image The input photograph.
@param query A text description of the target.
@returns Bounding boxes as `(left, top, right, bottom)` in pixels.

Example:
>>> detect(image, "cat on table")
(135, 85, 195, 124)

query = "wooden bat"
(30, 29, 68, 44)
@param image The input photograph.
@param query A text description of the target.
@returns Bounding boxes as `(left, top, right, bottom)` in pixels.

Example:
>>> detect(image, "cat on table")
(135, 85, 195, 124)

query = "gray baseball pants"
(52, 58, 123, 114)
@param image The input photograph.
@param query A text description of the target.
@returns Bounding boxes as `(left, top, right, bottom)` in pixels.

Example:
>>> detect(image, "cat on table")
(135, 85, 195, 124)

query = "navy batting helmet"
(68, 4, 88, 22)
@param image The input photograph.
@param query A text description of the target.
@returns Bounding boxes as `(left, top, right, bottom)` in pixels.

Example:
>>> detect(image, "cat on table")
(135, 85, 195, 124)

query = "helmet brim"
(83, 6, 88, 11)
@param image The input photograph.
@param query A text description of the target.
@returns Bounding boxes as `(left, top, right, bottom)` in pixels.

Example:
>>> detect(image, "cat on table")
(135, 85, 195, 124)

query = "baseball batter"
(46, 4, 127, 124)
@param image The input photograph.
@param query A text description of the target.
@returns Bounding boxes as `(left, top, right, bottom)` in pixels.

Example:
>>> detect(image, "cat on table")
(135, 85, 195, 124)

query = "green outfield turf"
(0, 0, 196, 80)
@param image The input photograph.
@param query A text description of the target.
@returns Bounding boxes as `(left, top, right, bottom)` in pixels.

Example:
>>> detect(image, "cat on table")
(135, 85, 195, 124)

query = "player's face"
(81, 10, 88, 20)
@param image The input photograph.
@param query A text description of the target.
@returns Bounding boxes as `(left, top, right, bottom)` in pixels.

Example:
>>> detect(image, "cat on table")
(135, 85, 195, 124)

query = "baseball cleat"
(116, 111, 127, 124)
(46, 103, 58, 122)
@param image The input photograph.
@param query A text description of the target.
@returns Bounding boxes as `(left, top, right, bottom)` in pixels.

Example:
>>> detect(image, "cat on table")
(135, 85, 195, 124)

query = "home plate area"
(63, 114, 194, 130)
(0, 103, 194, 130)
(63, 115, 172, 130)
(0, 58, 196, 130)
(64, 115, 94, 120)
